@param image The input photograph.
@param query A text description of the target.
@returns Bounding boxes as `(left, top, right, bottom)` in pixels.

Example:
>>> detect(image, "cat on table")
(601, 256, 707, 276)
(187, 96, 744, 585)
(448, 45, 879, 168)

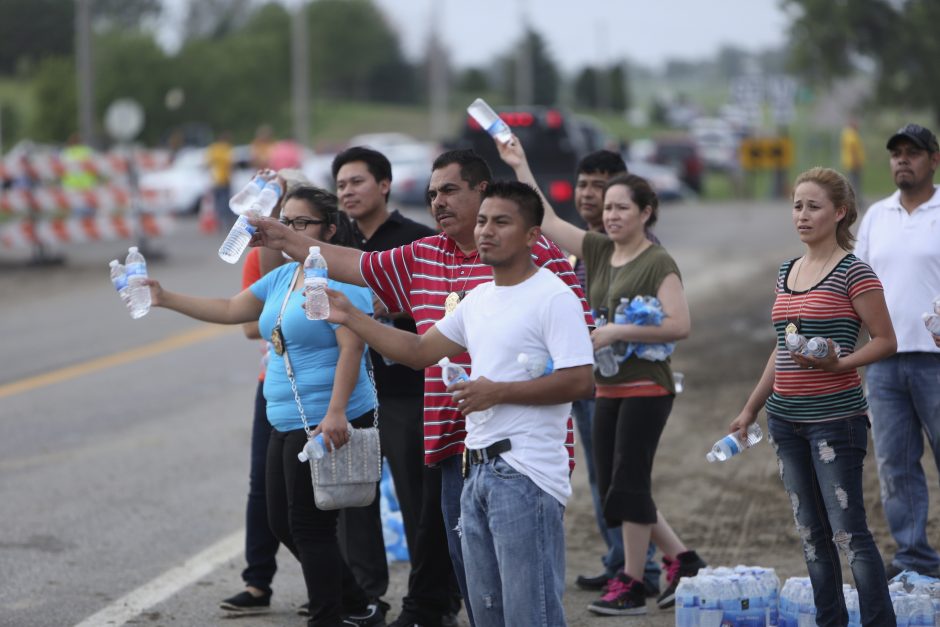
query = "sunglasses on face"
(279, 217, 327, 231)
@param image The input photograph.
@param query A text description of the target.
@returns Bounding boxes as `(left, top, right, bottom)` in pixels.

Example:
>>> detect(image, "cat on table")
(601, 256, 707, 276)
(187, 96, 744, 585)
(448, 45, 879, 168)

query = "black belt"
(462, 439, 511, 477)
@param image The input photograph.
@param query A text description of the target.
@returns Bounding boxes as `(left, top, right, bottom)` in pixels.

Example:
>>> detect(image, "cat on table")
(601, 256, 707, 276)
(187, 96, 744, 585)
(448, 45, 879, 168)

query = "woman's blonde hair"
(793, 167, 858, 250)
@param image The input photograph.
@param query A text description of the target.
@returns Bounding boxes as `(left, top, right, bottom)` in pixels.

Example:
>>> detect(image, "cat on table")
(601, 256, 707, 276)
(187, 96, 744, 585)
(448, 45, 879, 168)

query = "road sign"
(739, 137, 794, 171)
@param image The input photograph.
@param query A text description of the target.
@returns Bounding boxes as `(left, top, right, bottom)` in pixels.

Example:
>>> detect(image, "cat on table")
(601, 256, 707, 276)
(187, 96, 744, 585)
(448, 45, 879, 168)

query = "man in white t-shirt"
(325, 181, 595, 626)
(855, 123, 940, 579)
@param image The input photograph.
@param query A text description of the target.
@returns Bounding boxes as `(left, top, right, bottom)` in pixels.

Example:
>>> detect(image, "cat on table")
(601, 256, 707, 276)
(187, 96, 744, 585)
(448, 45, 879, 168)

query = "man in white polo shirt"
(855, 123, 940, 579)
(324, 181, 595, 626)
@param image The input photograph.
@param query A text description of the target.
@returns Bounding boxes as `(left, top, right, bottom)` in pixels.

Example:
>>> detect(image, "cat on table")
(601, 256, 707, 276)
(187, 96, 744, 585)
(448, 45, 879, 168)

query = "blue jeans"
(769, 415, 895, 627)
(573, 398, 660, 588)
(866, 353, 940, 575)
(440, 455, 474, 625)
(460, 457, 566, 627)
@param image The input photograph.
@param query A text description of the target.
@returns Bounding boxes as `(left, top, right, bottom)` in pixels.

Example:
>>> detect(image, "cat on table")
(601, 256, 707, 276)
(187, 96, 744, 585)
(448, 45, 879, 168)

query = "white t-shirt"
(855, 186, 940, 353)
(435, 267, 594, 506)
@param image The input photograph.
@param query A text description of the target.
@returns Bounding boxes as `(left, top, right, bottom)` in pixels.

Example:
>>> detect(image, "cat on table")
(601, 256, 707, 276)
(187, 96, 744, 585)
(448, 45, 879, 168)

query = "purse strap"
(278, 267, 379, 437)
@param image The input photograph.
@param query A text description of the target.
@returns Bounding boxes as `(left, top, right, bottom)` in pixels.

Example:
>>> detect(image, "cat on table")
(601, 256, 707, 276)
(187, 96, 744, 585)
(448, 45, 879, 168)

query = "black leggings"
(593, 395, 673, 526)
(266, 411, 374, 627)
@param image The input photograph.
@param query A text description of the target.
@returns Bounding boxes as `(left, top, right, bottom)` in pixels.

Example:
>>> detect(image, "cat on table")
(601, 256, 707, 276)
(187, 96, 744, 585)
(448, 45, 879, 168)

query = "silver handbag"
(277, 268, 381, 511)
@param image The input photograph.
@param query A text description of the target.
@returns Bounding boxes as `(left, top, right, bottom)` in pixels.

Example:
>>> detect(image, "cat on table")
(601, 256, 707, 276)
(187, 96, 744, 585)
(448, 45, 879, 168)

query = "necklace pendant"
(445, 291, 461, 316)
(785, 322, 798, 336)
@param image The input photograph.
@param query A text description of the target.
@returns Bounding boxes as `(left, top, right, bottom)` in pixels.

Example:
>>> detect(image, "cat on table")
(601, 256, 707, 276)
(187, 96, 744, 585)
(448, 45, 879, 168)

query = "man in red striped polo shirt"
(249, 150, 592, 625)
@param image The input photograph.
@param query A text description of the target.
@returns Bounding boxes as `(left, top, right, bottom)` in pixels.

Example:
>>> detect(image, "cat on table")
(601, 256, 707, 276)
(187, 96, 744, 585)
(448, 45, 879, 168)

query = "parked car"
(644, 135, 704, 194)
(690, 117, 739, 171)
(452, 106, 597, 225)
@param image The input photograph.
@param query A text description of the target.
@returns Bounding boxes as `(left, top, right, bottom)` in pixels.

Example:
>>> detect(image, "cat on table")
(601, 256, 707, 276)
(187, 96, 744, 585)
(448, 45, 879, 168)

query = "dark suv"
(452, 106, 598, 226)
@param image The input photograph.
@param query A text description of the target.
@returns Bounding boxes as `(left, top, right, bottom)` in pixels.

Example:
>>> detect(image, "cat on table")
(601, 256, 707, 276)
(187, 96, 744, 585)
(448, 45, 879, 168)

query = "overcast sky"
(370, 0, 792, 72)
(158, 0, 792, 73)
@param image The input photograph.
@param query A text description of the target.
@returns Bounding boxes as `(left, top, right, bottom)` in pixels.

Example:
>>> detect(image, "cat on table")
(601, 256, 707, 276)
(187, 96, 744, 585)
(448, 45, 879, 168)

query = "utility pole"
(75, 0, 96, 147)
(515, 22, 533, 105)
(428, 0, 449, 141)
(291, 0, 311, 145)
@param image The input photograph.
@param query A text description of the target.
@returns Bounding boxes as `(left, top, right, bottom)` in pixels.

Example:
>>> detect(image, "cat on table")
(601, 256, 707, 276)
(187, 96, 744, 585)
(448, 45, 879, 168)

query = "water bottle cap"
(517, 353, 529, 364)
(128, 246, 138, 253)
(309, 246, 320, 255)
(706, 451, 717, 462)
(438, 357, 451, 367)
(109, 259, 119, 267)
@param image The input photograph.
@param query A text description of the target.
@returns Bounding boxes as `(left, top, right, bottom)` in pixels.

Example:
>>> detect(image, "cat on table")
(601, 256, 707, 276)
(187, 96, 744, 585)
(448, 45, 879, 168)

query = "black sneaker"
(220, 589, 272, 614)
(575, 571, 611, 591)
(343, 603, 387, 626)
(643, 580, 661, 598)
(587, 573, 647, 616)
(657, 550, 707, 609)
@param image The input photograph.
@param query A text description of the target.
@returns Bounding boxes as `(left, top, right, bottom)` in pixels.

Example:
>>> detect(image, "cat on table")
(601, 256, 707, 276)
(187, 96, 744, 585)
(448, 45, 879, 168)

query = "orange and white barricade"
(0, 213, 174, 251)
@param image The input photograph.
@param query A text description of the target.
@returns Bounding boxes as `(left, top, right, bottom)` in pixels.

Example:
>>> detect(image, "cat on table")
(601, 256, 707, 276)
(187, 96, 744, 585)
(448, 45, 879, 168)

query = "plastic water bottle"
(125, 246, 151, 319)
(674, 576, 700, 627)
(706, 423, 763, 462)
(612, 297, 630, 358)
(518, 352, 553, 378)
(297, 434, 326, 462)
(303, 246, 329, 320)
(467, 98, 512, 144)
(923, 312, 940, 337)
(594, 307, 620, 377)
(229, 173, 267, 214)
(108, 259, 132, 313)
(805, 337, 838, 358)
(785, 332, 808, 355)
(218, 180, 283, 264)
(438, 357, 494, 423)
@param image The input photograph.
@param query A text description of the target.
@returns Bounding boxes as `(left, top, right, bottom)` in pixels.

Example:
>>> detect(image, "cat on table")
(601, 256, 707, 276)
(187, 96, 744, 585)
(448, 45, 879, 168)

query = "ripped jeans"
(769, 415, 895, 627)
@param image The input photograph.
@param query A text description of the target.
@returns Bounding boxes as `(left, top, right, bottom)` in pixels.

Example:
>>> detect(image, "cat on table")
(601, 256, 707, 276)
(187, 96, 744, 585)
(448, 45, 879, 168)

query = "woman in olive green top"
(500, 135, 706, 617)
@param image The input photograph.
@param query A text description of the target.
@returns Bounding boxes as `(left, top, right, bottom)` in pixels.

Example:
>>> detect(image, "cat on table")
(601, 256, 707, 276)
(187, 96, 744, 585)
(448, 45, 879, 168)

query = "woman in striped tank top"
(731, 167, 897, 626)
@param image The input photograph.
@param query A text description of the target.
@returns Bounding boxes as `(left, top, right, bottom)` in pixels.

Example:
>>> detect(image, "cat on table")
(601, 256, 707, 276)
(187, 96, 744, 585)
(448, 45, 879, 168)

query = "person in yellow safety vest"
(62, 133, 98, 217)
(205, 131, 235, 232)
(841, 118, 866, 201)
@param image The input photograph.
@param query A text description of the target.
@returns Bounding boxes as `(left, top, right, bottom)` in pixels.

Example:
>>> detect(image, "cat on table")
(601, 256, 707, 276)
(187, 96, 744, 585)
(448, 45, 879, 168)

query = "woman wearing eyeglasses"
(143, 186, 384, 627)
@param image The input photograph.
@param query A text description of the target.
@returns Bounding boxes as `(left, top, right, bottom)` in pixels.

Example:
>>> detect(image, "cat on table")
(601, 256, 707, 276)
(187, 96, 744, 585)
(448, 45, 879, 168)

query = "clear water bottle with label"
(438, 357, 493, 423)
(108, 259, 132, 314)
(706, 422, 763, 462)
(467, 98, 512, 144)
(593, 307, 620, 377)
(303, 246, 329, 320)
(125, 246, 151, 319)
(805, 337, 839, 358)
(612, 297, 630, 358)
(517, 352, 554, 378)
(229, 173, 267, 214)
(923, 312, 940, 337)
(297, 433, 326, 462)
(218, 180, 283, 264)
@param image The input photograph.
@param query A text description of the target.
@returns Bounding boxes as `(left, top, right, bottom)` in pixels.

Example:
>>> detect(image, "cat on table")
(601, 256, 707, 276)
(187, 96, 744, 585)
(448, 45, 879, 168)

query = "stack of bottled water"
(778, 574, 939, 627)
(675, 565, 779, 626)
(218, 173, 282, 264)
(611, 295, 675, 362)
(592, 307, 620, 377)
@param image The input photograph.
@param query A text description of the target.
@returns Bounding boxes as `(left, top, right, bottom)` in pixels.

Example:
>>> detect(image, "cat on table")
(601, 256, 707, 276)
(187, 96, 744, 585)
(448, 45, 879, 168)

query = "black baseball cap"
(886, 123, 939, 153)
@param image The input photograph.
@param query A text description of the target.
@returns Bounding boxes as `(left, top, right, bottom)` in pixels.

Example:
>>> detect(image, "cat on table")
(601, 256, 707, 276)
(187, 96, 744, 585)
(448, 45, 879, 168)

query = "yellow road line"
(0, 325, 234, 400)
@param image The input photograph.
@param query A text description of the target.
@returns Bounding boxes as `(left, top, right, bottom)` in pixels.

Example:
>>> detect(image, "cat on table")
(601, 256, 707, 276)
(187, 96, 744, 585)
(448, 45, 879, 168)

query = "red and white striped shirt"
(360, 232, 593, 466)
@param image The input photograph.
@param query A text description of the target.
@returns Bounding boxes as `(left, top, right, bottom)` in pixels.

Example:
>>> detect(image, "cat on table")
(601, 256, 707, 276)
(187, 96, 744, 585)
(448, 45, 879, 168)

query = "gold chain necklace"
(785, 247, 840, 335)
(444, 251, 480, 316)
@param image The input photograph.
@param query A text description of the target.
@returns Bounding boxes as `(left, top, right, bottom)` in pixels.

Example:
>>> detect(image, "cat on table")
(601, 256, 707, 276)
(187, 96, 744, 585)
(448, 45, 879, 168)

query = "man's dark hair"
(576, 150, 627, 177)
(331, 146, 393, 202)
(283, 185, 356, 248)
(481, 180, 544, 228)
(431, 149, 493, 187)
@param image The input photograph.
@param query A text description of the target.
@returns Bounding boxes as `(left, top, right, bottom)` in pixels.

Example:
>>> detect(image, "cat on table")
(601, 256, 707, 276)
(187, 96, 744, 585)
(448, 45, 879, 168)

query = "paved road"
(0, 200, 798, 626)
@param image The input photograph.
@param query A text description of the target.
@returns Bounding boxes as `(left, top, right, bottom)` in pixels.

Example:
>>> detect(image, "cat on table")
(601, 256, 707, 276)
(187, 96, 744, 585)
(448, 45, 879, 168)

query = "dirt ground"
(559, 256, 940, 627)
